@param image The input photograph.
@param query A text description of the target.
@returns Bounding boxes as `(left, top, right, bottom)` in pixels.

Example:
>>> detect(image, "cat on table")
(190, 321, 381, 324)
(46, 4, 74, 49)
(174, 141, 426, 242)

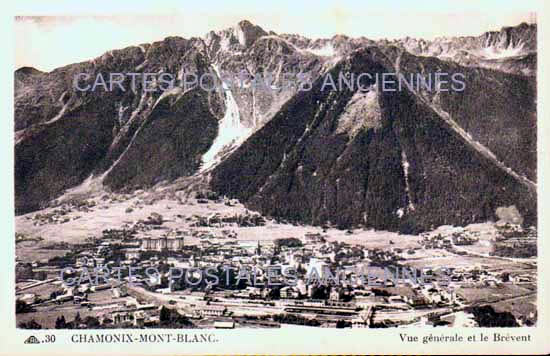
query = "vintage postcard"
(1, 0, 549, 354)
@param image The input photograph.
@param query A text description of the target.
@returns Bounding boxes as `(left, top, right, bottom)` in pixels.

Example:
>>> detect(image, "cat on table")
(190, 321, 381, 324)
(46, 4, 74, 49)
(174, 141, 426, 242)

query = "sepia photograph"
(3, 0, 549, 354)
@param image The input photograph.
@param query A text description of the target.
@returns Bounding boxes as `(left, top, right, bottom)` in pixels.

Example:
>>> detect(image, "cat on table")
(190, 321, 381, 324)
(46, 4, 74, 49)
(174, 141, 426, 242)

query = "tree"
(73, 312, 82, 326)
(16, 300, 32, 314)
(35, 270, 48, 281)
(50, 290, 63, 300)
(336, 320, 350, 328)
(398, 215, 425, 235)
(311, 285, 329, 300)
(158, 306, 194, 328)
(274, 238, 303, 248)
(84, 316, 100, 328)
(55, 315, 67, 329)
(272, 313, 320, 327)
(468, 305, 518, 327)
(159, 306, 170, 323)
(372, 288, 391, 297)
(501, 272, 510, 283)
(18, 319, 42, 329)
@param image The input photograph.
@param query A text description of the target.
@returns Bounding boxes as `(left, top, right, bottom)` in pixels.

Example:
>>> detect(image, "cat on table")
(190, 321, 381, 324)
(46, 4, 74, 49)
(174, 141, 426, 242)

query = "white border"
(2, 1, 549, 354)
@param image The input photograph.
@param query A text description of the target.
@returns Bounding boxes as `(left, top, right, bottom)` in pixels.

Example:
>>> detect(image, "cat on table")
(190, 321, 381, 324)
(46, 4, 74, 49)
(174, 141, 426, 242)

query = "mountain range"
(14, 20, 537, 232)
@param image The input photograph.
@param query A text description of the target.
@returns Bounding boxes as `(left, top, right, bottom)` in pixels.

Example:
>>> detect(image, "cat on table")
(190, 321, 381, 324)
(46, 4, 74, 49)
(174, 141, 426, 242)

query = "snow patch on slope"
(200, 65, 252, 171)
(44, 91, 70, 125)
(336, 89, 381, 136)
(476, 41, 527, 59)
(401, 150, 415, 212)
(308, 43, 335, 57)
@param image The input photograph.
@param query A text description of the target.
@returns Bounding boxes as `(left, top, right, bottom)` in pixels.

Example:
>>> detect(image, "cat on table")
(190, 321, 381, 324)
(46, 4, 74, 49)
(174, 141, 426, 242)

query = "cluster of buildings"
(140, 237, 185, 251)
(16, 207, 537, 329)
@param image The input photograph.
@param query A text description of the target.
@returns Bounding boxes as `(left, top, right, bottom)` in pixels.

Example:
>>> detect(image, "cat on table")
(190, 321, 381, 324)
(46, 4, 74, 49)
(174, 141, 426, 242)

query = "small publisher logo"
(24, 335, 40, 344)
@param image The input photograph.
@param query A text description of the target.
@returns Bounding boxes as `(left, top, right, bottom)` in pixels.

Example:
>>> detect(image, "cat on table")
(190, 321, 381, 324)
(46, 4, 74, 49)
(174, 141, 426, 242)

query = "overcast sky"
(14, 0, 537, 72)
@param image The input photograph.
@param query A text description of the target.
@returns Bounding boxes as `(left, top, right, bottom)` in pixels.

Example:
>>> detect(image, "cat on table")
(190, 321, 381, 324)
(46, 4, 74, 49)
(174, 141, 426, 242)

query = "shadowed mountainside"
(15, 21, 537, 233)
(211, 47, 536, 231)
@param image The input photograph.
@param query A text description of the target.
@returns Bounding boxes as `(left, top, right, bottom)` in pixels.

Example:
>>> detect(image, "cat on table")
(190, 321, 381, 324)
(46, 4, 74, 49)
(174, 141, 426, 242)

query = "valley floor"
(15, 189, 537, 329)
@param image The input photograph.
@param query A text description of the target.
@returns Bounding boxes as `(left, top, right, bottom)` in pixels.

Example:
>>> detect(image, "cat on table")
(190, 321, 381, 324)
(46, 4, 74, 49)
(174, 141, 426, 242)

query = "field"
(404, 254, 534, 271)
(16, 287, 134, 329)
(492, 294, 537, 319)
(16, 243, 70, 262)
(15, 192, 421, 261)
(457, 284, 534, 304)
(15, 188, 539, 330)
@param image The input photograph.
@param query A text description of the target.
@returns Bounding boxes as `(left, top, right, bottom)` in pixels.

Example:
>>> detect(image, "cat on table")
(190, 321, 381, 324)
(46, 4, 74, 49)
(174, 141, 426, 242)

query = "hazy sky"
(14, 0, 538, 72)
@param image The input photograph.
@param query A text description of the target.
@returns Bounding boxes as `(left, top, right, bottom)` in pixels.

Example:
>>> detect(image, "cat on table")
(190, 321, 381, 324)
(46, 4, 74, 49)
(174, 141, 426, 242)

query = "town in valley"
(15, 189, 537, 330)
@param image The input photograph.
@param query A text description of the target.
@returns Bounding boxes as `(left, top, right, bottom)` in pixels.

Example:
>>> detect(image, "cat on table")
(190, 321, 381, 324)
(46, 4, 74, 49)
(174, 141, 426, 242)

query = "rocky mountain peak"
(206, 19, 268, 53)
(235, 20, 268, 47)
(14, 20, 537, 232)
(15, 66, 43, 75)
